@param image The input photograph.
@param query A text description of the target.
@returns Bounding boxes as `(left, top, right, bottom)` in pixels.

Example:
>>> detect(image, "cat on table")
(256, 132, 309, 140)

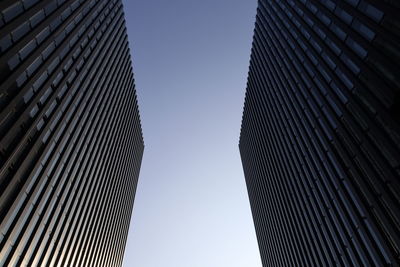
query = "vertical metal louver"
(0, 0, 144, 266)
(240, 0, 400, 265)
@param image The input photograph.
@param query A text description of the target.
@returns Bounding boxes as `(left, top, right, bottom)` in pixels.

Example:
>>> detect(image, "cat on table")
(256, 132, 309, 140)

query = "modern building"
(239, 0, 400, 266)
(0, 0, 144, 266)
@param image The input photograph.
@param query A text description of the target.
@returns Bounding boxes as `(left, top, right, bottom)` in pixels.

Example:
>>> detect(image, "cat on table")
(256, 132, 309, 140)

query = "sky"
(121, 1, 260, 266)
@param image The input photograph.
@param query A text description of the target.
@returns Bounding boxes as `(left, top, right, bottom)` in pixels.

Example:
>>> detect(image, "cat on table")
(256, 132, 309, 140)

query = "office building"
(240, 0, 400, 265)
(0, 0, 144, 266)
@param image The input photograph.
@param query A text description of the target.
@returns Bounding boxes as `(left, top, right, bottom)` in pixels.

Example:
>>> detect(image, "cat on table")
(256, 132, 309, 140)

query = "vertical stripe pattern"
(240, 0, 400, 266)
(0, 0, 144, 266)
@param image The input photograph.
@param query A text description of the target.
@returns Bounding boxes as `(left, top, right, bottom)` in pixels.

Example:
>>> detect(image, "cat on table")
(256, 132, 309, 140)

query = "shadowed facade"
(0, 0, 143, 266)
(240, 0, 400, 265)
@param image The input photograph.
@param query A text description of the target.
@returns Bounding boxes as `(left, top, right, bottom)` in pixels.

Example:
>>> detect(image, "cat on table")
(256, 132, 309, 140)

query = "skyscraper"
(240, 0, 400, 265)
(0, 0, 143, 266)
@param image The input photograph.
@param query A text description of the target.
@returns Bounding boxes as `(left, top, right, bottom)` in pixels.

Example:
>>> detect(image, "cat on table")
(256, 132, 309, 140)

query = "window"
(346, 38, 367, 58)
(358, 2, 384, 23)
(2, 2, 24, 23)
(27, 56, 43, 76)
(19, 39, 37, 60)
(23, 87, 34, 103)
(335, 7, 353, 25)
(12, 21, 30, 42)
(30, 9, 45, 27)
(352, 19, 375, 41)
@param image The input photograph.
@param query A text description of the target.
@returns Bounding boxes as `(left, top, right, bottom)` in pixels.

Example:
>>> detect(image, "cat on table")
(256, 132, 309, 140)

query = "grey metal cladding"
(239, 0, 400, 266)
(0, 0, 144, 266)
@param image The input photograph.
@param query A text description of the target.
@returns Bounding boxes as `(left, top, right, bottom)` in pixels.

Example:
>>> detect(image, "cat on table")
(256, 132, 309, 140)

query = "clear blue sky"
(121, 1, 261, 266)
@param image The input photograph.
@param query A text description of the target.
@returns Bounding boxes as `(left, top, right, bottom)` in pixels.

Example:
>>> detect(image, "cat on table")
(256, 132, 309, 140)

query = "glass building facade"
(0, 0, 144, 266)
(240, 0, 400, 265)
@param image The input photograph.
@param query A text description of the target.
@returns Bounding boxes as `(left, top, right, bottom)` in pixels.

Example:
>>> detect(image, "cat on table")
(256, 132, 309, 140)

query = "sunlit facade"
(0, 0, 143, 266)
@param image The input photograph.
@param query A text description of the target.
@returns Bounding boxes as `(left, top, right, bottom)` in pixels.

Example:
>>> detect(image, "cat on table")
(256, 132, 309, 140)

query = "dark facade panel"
(240, 0, 400, 266)
(0, 0, 144, 266)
